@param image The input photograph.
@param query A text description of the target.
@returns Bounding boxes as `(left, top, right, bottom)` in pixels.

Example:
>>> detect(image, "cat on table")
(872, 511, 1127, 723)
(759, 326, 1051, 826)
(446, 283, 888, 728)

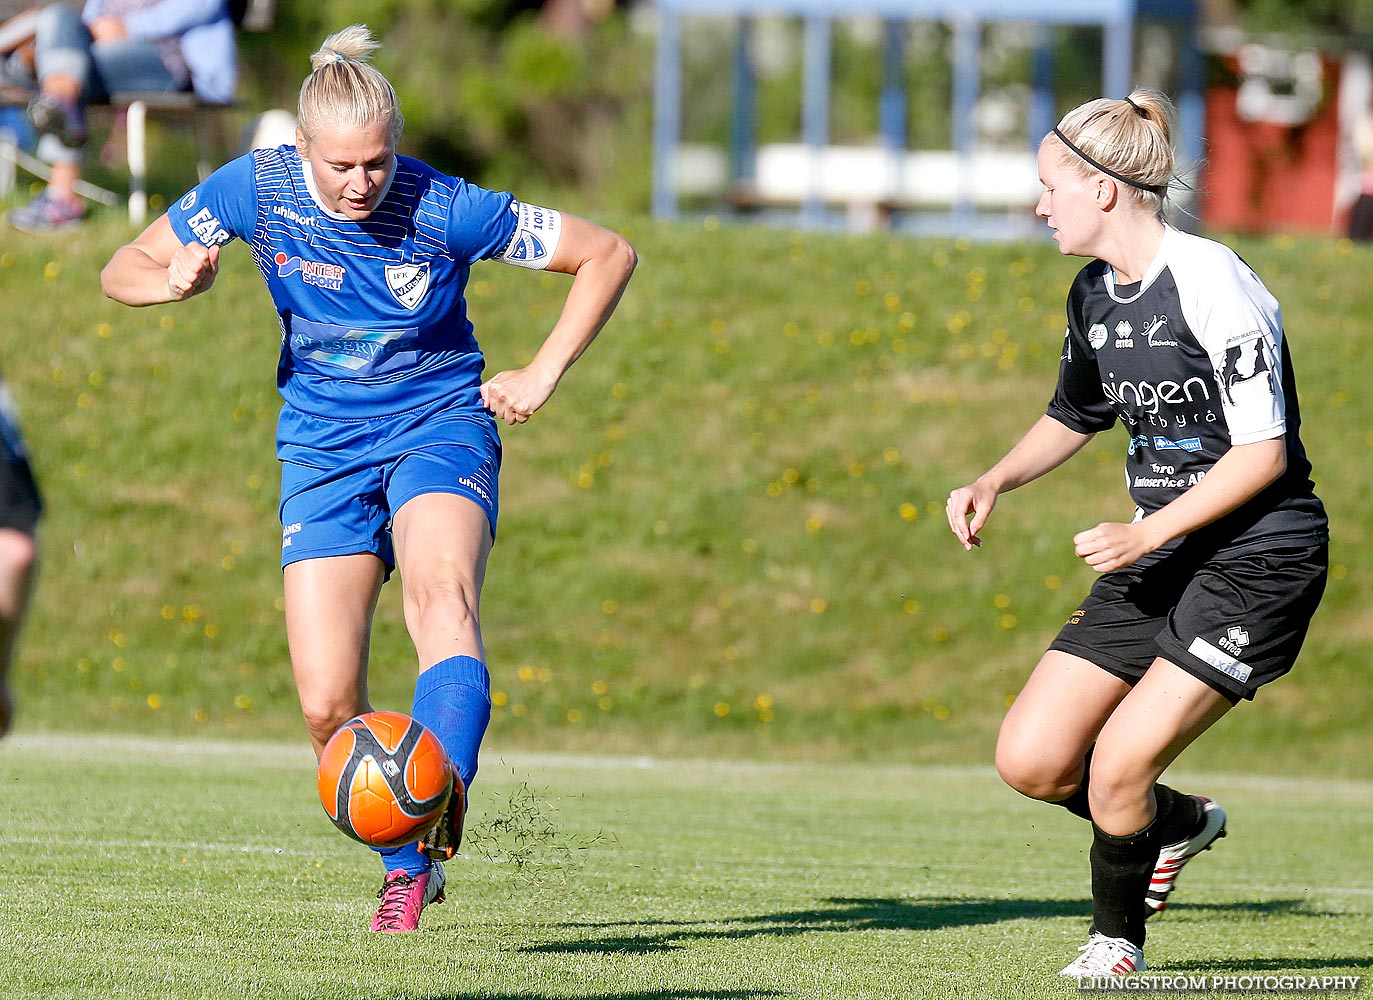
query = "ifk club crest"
(385, 262, 431, 309)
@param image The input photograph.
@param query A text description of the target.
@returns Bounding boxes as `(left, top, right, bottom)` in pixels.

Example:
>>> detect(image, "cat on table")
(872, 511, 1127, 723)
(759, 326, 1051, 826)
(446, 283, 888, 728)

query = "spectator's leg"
(18, 3, 90, 220)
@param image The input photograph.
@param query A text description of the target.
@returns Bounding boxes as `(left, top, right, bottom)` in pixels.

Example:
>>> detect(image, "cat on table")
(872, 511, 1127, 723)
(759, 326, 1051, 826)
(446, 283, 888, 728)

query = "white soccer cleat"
(1146, 796, 1227, 918)
(1059, 930, 1147, 978)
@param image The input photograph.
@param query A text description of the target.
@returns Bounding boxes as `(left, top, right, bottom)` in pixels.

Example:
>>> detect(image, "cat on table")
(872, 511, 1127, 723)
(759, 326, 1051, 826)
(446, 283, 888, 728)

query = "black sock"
(1054, 783, 1092, 821)
(1090, 816, 1161, 948)
(1153, 783, 1202, 844)
(1050, 746, 1094, 821)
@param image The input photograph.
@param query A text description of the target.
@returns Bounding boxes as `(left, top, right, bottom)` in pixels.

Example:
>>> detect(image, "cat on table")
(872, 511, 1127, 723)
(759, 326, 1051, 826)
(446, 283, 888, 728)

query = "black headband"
(1052, 127, 1160, 194)
(1124, 95, 1145, 115)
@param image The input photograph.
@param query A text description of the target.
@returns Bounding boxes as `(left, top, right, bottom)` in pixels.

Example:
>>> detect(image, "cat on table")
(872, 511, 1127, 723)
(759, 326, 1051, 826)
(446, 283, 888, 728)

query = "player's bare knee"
(1084, 759, 1148, 819)
(995, 746, 1078, 801)
(0, 529, 38, 577)
(405, 578, 479, 633)
(300, 701, 357, 747)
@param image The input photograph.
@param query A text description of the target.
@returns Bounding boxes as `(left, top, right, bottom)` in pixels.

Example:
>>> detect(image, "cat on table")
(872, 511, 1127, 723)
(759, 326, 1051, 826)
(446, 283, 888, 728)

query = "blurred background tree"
(234, 0, 653, 210)
(223, 0, 1373, 215)
(1227, 0, 1373, 39)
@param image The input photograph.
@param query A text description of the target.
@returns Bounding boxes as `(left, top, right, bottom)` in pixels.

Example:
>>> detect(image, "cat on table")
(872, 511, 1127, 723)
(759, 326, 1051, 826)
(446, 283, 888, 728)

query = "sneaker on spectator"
(0, 54, 35, 100)
(9, 191, 85, 232)
(26, 93, 86, 147)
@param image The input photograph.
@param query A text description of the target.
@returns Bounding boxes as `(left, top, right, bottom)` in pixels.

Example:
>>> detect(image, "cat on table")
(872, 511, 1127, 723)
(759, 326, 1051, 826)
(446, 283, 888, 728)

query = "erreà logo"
(385, 262, 430, 310)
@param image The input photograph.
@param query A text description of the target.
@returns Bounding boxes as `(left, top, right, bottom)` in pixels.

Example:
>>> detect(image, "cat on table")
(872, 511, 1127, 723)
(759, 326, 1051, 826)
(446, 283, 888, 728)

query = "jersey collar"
(1105, 225, 1177, 303)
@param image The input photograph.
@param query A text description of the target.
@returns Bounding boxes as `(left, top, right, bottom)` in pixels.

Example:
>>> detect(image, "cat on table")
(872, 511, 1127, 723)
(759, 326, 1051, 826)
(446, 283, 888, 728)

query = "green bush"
(236, 1, 654, 211)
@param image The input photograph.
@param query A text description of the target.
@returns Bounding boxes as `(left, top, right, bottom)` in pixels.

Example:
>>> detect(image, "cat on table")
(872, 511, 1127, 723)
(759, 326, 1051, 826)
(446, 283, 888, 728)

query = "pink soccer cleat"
(370, 863, 445, 933)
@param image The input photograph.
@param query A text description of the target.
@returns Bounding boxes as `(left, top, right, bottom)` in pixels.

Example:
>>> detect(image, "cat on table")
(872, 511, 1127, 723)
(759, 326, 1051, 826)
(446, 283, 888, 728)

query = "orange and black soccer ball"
(317, 712, 454, 848)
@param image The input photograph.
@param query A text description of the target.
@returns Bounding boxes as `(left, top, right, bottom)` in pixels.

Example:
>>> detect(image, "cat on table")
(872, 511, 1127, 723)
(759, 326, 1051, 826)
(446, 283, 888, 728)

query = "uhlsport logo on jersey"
(385, 263, 431, 309)
(275, 251, 346, 290)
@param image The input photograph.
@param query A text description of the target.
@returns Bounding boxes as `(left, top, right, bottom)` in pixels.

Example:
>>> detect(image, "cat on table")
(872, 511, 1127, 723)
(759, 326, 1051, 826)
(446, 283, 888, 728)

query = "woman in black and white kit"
(946, 90, 1328, 978)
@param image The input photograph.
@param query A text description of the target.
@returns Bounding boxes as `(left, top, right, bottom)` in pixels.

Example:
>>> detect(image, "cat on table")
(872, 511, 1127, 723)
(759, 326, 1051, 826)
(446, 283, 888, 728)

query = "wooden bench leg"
(0, 124, 16, 197)
(126, 98, 147, 224)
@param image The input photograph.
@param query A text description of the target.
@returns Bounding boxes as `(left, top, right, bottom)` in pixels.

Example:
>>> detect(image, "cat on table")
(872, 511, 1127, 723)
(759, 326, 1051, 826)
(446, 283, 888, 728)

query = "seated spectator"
(1348, 114, 1373, 242)
(11, 0, 236, 232)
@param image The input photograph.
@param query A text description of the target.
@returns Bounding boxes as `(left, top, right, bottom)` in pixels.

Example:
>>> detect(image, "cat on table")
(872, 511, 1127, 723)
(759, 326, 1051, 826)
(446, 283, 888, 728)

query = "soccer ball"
(317, 712, 454, 848)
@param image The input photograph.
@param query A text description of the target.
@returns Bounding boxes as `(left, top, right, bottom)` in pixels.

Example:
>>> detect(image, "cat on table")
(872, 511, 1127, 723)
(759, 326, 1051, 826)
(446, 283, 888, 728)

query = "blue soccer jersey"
(166, 145, 557, 419)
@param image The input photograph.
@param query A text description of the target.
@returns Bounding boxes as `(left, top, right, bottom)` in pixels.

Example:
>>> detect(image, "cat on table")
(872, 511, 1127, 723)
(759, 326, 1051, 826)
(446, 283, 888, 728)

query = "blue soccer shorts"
(277, 398, 500, 570)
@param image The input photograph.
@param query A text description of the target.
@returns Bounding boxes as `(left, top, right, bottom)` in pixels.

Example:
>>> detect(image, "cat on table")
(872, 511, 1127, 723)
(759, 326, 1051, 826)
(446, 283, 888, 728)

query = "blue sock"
(374, 655, 492, 875)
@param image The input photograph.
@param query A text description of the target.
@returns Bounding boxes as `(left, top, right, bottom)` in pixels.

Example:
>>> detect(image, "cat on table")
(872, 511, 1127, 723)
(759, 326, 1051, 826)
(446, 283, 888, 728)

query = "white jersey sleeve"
(1170, 236, 1287, 446)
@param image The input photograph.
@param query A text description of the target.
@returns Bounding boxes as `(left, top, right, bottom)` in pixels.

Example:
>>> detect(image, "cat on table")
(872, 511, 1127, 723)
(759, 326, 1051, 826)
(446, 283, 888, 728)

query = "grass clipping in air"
(463, 778, 613, 883)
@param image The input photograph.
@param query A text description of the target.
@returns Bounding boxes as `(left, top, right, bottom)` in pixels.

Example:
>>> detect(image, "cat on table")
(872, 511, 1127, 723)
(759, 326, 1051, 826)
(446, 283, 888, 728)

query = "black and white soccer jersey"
(1047, 226, 1327, 561)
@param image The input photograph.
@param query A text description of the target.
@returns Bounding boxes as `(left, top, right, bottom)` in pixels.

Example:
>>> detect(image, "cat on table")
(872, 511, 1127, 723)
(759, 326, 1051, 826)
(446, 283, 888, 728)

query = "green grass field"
(2, 214, 1371, 773)
(0, 735, 1369, 1000)
(2, 209, 1372, 995)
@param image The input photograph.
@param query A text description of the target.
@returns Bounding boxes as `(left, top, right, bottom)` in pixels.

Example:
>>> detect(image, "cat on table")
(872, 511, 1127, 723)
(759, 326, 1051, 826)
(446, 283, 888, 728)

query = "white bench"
(674, 142, 1041, 230)
(109, 90, 236, 223)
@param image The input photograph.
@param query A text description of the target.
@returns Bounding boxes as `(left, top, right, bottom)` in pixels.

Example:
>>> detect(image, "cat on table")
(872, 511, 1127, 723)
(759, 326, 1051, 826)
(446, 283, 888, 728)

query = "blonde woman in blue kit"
(102, 25, 635, 932)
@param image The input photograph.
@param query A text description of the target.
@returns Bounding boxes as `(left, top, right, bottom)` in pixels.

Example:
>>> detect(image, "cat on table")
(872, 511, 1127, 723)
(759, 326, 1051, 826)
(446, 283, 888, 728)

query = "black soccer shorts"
(1049, 537, 1328, 703)
(0, 456, 41, 536)
(0, 374, 42, 536)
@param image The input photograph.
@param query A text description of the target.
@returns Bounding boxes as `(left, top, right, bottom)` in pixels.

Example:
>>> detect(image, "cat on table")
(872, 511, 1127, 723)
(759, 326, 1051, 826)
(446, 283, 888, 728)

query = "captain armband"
(496, 202, 562, 270)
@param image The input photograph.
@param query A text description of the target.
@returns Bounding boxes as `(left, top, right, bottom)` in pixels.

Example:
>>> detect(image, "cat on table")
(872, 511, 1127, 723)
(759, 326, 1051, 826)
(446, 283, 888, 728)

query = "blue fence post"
(730, 16, 757, 188)
(950, 11, 980, 230)
(652, 7, 682, 219)
(801, 14, 832, 227)
(1103, 6, 1135, 100)
(1029, 23, 1055, 147)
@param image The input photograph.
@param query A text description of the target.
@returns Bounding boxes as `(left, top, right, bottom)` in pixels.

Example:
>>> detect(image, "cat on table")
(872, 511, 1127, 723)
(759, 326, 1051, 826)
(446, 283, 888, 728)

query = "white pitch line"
(0, 831, 1367, 903)
(0, 835, 327, 857)
(5, 732, 1373, 798)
